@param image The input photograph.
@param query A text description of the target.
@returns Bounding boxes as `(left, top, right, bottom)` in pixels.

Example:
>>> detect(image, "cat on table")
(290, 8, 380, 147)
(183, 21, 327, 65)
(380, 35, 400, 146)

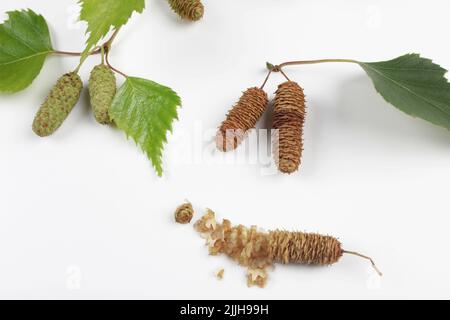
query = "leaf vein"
(362, 63, 450, 117)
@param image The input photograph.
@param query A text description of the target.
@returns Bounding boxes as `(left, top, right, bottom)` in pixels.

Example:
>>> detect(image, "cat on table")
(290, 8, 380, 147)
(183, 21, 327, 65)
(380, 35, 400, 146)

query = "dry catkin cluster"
(216, 87, 268, 151)
(194, 210, 344, 287)
(272, 81, 306, 174)
(167, 0, 204, 21)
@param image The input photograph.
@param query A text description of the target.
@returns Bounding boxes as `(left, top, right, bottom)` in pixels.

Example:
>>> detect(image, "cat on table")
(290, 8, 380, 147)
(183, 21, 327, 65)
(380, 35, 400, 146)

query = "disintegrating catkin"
(89, 64, 116, 125)
(175, 202, 194, 224)
(32, 72, 83, 137)
(272, 81, 306, 174)
(167, 0, 204, 21)
(194, 209, 381, 288)
(216, 87, 269, 151)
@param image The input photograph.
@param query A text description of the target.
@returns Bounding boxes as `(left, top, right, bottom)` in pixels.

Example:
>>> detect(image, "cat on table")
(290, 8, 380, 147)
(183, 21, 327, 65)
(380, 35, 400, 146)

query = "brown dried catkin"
(272, 81, 306, 173)
(167, 0, 204, 21)
(269, 230, 342, 265)
(216, 87, 268, 151)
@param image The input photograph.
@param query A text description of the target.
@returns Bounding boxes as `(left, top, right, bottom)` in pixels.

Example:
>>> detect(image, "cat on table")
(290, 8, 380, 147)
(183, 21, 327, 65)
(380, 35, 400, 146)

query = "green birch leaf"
(359, 54, 450, 130)
(0, 9, 53, 93)
(78, 0, 145, 60)
(110, 77, 181, 176)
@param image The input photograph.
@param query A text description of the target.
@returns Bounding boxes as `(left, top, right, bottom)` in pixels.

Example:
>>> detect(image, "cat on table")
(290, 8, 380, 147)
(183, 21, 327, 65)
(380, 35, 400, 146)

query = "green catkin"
(89, 64, 116, 125)
(32, 72, 83, 137)
(167, 0, 204, 21)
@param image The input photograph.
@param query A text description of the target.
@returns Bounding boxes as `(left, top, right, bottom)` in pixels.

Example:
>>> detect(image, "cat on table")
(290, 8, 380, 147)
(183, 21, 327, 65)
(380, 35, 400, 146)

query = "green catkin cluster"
(89, 64, 116, 124)
(32, 72, 83, 137)
(167, 0, 204, 21)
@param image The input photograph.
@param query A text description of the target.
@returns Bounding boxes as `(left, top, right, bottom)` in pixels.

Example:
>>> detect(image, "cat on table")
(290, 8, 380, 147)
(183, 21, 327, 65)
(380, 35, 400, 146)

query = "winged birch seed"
(215, 268, 225, 280)
(193, 209, 382, 288)
(89, 64, 116, 124)
(167, 0, 204, 21)
(216, 87, 269, 151)
(272, 81, 306, 174)
(175, 202, 194, 224)
(32, 72, 83, 137)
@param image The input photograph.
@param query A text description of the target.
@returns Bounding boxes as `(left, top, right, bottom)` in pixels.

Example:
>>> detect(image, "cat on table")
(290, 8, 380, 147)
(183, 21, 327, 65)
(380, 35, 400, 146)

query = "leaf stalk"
(268, 58, 359, 71)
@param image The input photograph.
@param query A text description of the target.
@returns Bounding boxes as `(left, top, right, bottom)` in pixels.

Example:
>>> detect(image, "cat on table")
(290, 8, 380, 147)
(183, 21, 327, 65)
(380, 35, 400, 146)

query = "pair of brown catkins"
(216, 81, 306, 174)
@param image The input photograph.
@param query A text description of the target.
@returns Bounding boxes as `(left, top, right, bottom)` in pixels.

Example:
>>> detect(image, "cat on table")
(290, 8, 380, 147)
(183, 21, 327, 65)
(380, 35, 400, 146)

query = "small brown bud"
(174, 202, 194, 224)
(167, 0, 204, 21)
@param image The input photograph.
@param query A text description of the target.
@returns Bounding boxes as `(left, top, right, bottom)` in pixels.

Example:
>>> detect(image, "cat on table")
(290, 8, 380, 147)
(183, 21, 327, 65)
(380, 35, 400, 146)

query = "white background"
(1, 0, 449, 299)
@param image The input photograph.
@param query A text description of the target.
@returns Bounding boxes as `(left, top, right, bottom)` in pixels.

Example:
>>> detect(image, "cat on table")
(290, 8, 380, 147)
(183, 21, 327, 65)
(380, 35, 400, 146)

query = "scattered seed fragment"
(215, 268, 225, 280)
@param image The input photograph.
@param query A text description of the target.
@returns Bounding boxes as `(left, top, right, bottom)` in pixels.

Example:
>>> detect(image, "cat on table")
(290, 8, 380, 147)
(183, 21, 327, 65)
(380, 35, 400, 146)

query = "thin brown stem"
(104, 27, 122, 51)
(101, 46, 105, 65)
(343, 250, 383, 277)
(53, 50, 83, 56)
(74, 27, 123, 73)
(276, 59, 358, 69)
(53, 47, 102, 57)
(279, 69, 291, 82)
(260, 70, 272, 90)
(266, 59, 359, 79)
(105, 50, 128, 78)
